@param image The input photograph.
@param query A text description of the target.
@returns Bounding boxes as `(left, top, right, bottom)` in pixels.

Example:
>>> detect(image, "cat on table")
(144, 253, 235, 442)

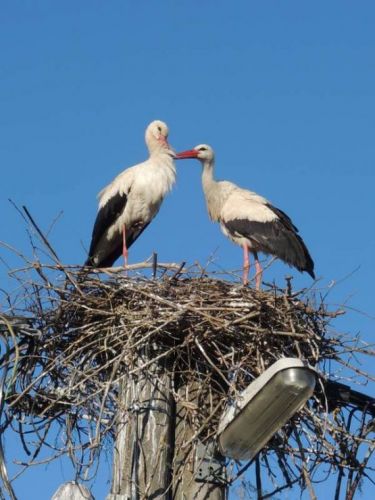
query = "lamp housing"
(218, 358, 316, 460)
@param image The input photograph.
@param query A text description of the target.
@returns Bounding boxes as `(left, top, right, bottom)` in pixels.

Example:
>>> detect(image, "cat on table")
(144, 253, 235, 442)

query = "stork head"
(145, 120, 171, 154)
(175, 144, 215, 163)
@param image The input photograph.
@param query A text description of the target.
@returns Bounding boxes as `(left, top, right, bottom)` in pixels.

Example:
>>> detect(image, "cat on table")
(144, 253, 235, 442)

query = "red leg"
(242, 244, 250, 285)
(122, 224, 128, 268)
(254, 252, 263, 290)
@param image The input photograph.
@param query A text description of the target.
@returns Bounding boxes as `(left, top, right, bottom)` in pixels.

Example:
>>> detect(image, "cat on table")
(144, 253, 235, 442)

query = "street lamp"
(218, 358, 316, 460)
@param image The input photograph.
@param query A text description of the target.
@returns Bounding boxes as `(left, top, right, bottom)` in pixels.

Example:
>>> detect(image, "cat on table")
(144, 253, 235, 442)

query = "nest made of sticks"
(1, 259, 374, 499)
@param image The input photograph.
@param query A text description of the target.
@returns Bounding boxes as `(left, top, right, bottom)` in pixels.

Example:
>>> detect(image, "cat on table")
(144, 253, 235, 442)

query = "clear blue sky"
(1, 1, 374, 498)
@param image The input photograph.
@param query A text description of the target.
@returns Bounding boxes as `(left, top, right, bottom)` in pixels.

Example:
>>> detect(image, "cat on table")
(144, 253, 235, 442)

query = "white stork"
(175, 144, 315, 288)
(85, 120, 176, 267)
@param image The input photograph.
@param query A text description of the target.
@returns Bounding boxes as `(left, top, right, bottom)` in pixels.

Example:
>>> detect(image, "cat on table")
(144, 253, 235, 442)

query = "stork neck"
(201, 159, 221, 222)
(149, 144, 176, 160)
(202, 159, 215, 186)
(149, 149, 176, 180)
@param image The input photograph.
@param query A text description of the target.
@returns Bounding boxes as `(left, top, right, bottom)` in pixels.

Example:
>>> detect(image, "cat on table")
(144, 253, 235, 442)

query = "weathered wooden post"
(107, 348, 175, 499)
(106, 354, 227, 499)
(172, 384, 227, 499)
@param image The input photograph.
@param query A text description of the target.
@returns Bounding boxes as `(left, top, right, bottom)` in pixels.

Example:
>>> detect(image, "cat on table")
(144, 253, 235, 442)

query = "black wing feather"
(224, 211, 315, 279)
(96, 220, 152, 267)
(93, 245, 123, 268)
(266, 203, 299, 232)
(125, 220, 151, 249)
(86, 191, 127, 265)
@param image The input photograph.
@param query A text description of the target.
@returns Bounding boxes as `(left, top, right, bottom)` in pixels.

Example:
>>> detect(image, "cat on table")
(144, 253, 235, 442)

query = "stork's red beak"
(175, 149, 199, 160)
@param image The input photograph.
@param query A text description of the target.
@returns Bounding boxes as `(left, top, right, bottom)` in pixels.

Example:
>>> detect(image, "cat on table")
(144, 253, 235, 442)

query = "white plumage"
(85, 120, 176, 267)
(176, 144, 315, 288)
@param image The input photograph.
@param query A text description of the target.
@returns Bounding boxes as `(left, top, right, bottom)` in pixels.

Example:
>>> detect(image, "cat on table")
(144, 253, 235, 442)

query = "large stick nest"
(1, 259, 374, 498)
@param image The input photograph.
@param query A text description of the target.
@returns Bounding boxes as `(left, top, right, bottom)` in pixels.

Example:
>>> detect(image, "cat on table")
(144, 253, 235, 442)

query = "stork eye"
(157, 126, 162, 132)
(198, 146, 207, 151)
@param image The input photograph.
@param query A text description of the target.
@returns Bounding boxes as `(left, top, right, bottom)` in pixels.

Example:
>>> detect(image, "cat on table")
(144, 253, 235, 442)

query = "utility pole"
(107, 349, 174, 499)
(107, 354, 227, 499)
(172, 384, 227, 499)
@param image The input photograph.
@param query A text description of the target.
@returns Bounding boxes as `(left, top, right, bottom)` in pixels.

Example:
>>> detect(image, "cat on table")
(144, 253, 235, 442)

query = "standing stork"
(175, 144, 315, 288)
(85, 120, 176, 268)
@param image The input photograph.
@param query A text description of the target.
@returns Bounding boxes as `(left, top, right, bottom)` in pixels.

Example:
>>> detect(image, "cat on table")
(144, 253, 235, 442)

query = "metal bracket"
(194, 441, 226, 484)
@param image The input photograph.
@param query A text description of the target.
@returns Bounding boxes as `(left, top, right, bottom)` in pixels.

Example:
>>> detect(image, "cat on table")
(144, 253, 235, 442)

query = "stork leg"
(253, 252, 263, 290)
(122, 224, 128, 268)
(242, 244, 250, 285)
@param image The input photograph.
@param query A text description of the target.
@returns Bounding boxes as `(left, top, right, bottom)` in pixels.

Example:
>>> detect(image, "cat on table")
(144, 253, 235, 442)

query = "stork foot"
(123, 254, 128, 274)
(242, 266, 250, 286)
